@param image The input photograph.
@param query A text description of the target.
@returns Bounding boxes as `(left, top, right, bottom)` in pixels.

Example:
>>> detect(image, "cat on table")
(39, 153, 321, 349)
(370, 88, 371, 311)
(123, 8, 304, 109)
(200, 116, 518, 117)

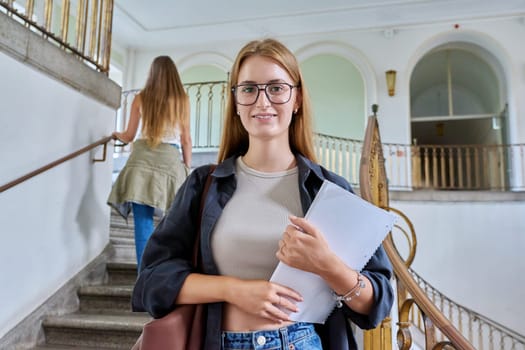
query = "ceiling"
(112, 0, 525, 50)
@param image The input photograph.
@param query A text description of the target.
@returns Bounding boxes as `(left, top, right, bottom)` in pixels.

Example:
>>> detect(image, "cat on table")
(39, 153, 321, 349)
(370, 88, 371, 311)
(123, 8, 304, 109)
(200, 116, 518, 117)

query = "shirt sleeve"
(322, 170, 394, 329)
(342, 245, 394, 329)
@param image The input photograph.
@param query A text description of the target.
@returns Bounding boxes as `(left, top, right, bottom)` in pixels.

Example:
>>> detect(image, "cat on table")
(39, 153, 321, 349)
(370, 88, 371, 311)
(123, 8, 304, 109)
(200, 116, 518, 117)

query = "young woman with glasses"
(132, 39, 393, 349)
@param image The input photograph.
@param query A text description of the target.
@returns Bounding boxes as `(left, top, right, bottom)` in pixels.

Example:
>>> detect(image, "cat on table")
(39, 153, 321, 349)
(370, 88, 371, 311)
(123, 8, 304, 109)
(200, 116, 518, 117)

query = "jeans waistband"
(222, 322, 319, 349)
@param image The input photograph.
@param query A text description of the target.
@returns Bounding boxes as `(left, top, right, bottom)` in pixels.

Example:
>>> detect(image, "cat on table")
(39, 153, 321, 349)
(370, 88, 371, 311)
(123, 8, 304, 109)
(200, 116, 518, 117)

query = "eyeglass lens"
(234, 83, 293, 105)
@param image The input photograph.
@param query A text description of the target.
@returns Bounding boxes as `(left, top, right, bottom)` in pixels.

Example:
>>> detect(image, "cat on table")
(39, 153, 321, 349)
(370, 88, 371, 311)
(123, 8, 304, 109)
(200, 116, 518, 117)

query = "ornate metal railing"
(0, 0, 113, 73)
(116, 81, 227, 154)
(185, 80, 228, 148)
(408, 269, 525, 350)
(385, 204, 524, 350)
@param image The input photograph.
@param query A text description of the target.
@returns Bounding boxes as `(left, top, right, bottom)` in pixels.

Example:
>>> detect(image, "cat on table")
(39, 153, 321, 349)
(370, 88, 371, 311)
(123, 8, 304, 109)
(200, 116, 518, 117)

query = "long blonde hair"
(140, 56, 189, 148)
(217, 39, 316, 162)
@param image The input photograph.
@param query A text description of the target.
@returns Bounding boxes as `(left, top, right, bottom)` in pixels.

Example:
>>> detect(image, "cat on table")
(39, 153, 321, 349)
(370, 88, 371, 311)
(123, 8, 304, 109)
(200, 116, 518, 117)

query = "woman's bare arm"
(113, 94, 141, 143)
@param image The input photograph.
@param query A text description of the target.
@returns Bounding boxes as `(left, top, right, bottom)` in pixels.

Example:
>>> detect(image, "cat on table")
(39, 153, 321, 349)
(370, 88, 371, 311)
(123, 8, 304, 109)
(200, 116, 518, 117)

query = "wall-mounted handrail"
(0, 135, 113, 194)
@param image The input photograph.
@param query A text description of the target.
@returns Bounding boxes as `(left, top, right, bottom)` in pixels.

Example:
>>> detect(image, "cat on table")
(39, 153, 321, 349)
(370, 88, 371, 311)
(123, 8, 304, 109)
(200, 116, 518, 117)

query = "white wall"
(390, 198, 525, 335)
(0, 52, 115, 337)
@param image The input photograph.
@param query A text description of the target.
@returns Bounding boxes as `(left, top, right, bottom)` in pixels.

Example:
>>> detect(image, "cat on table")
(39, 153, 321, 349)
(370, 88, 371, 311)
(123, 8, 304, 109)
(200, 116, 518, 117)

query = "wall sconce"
(385, 70, 397, 96)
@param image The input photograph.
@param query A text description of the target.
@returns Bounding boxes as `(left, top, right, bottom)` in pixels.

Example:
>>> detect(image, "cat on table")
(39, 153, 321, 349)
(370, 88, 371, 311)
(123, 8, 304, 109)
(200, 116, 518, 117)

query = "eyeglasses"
(231, 83, 299, 106)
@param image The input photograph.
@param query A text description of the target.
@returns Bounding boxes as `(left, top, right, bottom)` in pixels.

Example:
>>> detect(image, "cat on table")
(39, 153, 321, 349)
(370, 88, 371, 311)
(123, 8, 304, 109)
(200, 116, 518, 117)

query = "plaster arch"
(177, 51, 232, 74)
(406, 30, 516, 143)
(295, 41, 378, 117)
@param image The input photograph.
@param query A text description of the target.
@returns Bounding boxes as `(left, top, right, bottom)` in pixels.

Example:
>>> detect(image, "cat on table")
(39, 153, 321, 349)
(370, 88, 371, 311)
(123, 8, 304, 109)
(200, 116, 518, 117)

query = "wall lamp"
(385, 70, 397, 96)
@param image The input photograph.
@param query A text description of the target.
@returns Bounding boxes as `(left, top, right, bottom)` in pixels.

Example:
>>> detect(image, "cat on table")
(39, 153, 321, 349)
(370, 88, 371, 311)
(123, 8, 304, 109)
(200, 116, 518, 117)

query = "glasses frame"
(231, 82, 299, 106)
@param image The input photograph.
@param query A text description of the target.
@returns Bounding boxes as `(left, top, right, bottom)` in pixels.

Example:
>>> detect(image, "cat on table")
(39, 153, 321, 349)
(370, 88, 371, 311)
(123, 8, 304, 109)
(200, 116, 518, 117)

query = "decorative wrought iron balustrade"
(0, 0, 113, 73)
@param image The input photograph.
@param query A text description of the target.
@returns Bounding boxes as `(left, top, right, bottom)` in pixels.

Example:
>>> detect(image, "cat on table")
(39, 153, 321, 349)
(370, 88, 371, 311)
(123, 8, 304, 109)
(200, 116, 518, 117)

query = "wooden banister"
(0, 136, 113, 193)
(359, 109, 475, 350)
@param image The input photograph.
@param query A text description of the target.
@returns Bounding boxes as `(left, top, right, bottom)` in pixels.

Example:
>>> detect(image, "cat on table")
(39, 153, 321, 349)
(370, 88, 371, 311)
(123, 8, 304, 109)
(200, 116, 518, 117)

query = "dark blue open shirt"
(132, 154, 394, 349)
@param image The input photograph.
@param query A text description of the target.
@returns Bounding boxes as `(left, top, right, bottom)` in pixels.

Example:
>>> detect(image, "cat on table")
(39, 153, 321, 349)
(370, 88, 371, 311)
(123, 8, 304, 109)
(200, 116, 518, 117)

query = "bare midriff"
(222, 303, 295, 331)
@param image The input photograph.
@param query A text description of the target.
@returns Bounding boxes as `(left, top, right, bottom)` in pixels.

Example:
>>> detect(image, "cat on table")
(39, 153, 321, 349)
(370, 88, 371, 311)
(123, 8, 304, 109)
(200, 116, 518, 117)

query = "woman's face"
(235, 55, 301, 143)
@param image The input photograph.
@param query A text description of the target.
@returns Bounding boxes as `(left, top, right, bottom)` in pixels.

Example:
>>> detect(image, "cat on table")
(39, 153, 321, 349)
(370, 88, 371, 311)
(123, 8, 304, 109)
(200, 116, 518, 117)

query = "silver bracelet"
(333, 273, 366, 308)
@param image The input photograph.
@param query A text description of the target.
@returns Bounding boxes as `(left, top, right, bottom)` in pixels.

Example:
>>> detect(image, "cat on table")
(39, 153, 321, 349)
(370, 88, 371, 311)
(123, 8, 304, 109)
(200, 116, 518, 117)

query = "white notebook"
(269, 180, 398, 323)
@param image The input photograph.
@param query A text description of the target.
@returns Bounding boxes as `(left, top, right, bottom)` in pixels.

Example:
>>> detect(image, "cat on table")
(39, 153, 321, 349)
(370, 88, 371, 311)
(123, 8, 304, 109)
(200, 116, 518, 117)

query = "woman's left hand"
(276, 215, 337, 275)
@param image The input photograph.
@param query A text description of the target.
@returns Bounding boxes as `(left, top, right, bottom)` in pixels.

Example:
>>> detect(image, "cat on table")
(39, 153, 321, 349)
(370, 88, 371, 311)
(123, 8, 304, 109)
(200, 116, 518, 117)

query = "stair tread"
(79, 284, 133, 296)
(110, 222, 134, 230)
(110, 236, 134, 245)
(44, 312, 151, 331)
(110, 211, 161, 224)
(106, 261, 137, 269)
(110, 231, 134, 239)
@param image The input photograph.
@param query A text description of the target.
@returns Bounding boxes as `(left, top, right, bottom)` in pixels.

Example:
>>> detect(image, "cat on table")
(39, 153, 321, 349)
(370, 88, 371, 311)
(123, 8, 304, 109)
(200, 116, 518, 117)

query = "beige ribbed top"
(211, 157, 303, 280)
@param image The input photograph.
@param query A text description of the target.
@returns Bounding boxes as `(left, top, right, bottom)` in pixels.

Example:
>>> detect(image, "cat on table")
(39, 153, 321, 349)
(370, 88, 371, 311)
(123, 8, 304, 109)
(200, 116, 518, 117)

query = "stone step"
(106, 262, 137, 285)
(110, 223, 134, 237)
(109, 211, 162, 228)
(108, 210, 164, 264)
(41, 313, 150, 349)
(109, 240, 136, 264)
(78, 285, 133, 313)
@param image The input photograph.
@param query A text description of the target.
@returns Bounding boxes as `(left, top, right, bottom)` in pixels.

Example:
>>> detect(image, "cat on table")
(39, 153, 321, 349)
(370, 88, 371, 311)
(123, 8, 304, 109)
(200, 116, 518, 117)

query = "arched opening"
(410, 44, 508, 190)
(301, 54, 365, 140)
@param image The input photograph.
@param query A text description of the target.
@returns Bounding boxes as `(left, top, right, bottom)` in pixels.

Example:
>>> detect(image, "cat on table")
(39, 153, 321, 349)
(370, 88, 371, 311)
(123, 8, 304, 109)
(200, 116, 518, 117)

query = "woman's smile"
(252, 113, 277, 120)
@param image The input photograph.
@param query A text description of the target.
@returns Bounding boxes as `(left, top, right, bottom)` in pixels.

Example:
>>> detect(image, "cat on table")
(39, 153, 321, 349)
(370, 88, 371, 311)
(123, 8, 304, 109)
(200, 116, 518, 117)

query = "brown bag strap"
(192, 164, 216, 267)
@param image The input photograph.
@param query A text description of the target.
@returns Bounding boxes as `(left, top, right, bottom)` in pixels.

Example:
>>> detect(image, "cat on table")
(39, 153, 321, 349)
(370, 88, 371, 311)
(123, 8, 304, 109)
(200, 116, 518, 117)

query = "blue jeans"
(221, 322, 322, 350)
(132, 202, 154, 267)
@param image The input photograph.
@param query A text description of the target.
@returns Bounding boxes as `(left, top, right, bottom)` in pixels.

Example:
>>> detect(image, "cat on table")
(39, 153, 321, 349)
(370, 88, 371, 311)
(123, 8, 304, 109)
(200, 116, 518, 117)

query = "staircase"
(31, 212, 151, 350)
(27, 150, 218, 350)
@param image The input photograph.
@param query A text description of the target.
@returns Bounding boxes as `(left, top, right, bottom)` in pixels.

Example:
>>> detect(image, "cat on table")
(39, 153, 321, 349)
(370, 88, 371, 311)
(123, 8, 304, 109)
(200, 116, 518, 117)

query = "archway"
(296, 41, 377, 136)
(409, 38, 509, 190)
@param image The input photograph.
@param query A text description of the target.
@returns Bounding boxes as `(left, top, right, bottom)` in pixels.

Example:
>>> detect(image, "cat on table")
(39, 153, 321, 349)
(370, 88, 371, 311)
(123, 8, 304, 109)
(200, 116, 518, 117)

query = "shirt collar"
(213, 153, 325, 183)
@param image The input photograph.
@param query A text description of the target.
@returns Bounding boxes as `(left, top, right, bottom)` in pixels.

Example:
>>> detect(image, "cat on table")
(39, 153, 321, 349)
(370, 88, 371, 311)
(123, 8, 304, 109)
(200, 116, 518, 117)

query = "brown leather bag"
(131, 303, 203, 350)
(131, 166, 215, 350)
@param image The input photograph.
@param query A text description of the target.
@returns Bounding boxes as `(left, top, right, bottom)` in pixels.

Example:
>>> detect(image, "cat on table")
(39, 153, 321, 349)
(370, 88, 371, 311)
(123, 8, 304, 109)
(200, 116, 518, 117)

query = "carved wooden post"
(360, 105, 393, 350)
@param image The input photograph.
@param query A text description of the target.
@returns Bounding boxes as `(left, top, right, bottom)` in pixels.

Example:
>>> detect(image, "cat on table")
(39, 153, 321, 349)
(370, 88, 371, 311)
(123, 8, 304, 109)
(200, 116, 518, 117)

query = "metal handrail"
(409, 268, 525, 349)
(0, 135, 113, 193)
(384, 235, 476, 350)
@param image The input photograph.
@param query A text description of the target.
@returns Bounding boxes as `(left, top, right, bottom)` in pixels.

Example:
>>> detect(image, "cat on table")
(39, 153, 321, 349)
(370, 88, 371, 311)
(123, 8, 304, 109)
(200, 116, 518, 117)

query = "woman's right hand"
(226, 279, 303, 323)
